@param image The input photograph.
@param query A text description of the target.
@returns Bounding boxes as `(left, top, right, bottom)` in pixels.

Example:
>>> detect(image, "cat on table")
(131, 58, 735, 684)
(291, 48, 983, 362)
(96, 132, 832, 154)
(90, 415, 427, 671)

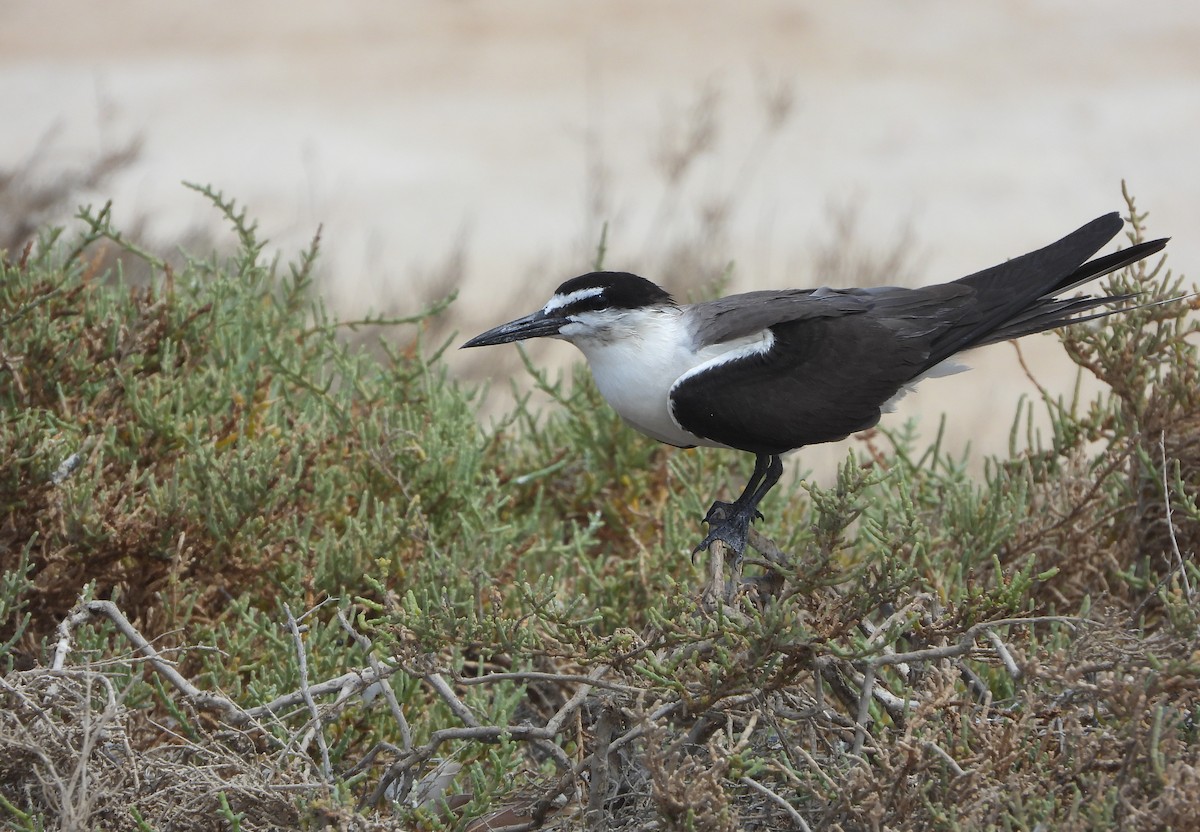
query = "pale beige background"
(2, 0, 1196, 478)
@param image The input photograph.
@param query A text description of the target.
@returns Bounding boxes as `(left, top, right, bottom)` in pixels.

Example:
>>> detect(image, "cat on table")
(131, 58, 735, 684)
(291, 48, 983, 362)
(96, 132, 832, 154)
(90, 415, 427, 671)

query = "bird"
(462, 213, 1167, 557)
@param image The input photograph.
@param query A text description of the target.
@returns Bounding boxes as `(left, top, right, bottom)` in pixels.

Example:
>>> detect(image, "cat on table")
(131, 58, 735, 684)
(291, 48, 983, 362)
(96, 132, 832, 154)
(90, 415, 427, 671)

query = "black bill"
(461, 310, 564, 348)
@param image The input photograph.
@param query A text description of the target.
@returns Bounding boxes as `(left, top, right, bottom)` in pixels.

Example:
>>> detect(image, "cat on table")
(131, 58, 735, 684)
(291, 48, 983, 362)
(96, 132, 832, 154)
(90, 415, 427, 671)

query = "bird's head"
(461, 271, 676, 349)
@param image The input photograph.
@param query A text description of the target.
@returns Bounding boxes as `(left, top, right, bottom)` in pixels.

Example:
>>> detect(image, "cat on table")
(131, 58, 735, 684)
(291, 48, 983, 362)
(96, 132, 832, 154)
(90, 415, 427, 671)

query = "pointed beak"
(461, 310, 564, 348)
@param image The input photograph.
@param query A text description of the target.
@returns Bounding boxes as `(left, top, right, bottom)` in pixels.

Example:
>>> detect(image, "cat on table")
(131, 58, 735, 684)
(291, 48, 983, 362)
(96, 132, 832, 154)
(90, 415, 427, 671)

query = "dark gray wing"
(677, 282, 1014, 454)
(689, 287, 868, 348)
(671, 309, 942, 455)
(671, 213, 1163, 455)
(689, 214, 1144, 353)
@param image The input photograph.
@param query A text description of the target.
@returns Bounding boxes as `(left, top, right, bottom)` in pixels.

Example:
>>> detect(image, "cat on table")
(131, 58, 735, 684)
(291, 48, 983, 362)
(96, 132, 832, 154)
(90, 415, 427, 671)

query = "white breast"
(558, 306, 771, 449)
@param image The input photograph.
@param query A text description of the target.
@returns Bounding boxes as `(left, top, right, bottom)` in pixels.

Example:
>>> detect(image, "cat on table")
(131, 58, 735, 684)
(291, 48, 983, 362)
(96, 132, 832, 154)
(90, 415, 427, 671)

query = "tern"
(463, 213, 1166, 556)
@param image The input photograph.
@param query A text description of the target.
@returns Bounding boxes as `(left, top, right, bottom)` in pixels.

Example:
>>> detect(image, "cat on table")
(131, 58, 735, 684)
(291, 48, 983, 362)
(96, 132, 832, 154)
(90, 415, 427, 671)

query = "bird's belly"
(582, 341, 734, 450)
(591, 362, 707, 447)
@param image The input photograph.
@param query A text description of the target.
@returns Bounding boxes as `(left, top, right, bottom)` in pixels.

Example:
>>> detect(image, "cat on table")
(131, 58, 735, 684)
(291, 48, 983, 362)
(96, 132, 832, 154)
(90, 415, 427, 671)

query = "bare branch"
(851, 664, 875, 759)
(870, 617, 1083, 668)
(337, 608, 413, 753)
(985, 630, 1023, 682)
(52, 601, 251, 719)
(453, 670, 642, 695)
(921, 739, 968, 778)
(586, 701, 618, 829)
(741, 775, 811, 831)
(546, 665, 611, 735)
(1160, 431, 1193, 601)
(423, 671, 481, 728)
(284, 603, 332, 782)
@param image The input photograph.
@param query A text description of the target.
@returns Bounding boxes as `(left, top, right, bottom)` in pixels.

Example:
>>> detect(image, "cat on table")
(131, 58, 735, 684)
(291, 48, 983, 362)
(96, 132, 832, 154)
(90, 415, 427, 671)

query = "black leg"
(747, 454, 784, 511)
(693, 453, 784, 558)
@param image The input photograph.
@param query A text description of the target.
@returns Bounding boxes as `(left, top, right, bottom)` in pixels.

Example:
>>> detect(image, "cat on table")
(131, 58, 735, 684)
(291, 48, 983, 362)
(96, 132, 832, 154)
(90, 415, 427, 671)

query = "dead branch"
(283, 602, 332, 782)
(869, 616, 1083, 668)
(337, 608, 413, 752)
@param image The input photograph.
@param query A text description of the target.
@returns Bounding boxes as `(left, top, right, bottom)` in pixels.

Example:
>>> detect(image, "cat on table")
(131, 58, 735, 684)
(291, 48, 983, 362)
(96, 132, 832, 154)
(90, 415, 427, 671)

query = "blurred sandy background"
(2, 0, 1196, 477)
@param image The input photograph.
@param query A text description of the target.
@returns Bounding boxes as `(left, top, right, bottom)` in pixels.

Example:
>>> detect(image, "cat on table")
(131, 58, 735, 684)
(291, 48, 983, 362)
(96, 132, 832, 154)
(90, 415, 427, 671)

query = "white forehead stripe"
(543, 286, 605, 313)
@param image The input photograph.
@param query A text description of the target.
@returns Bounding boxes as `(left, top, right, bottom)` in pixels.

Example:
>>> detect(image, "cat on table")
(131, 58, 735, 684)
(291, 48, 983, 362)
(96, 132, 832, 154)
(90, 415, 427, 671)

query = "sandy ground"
(3, 0, 1197, 478)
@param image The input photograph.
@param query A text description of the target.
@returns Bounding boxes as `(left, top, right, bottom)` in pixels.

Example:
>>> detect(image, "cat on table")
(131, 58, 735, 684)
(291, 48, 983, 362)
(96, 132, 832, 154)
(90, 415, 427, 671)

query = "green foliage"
(1, 190, 1197, 831)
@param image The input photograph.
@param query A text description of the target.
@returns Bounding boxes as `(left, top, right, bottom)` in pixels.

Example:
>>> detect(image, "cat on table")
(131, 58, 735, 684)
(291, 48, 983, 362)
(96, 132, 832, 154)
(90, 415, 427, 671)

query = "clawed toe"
(702, 501, 764, 526)
(692, 523, 748, 559)
(692, 499, 763, 559)
(693, 455, 781, 561)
